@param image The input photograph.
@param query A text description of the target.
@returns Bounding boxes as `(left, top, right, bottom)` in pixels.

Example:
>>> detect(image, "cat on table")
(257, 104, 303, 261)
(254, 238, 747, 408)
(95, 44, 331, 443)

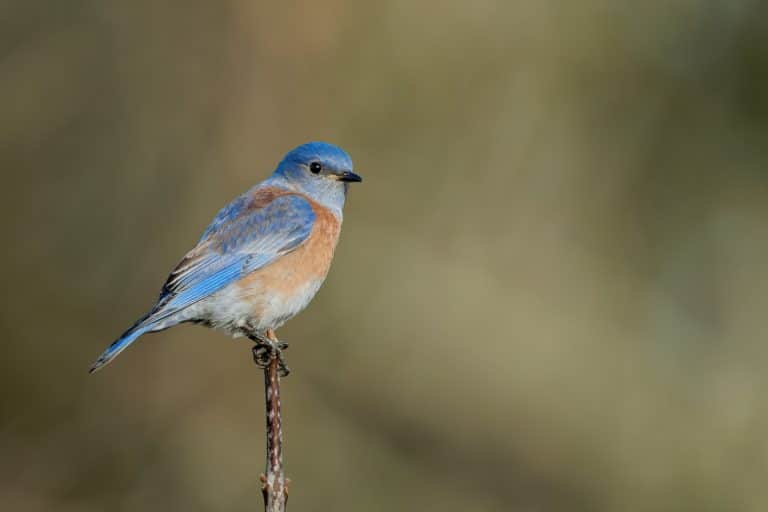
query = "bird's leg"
(249, 329, 290, 377)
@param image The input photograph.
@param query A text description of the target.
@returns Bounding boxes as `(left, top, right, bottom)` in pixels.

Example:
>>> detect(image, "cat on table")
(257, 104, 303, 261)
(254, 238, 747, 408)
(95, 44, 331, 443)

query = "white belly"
(191, 276, 325, 336)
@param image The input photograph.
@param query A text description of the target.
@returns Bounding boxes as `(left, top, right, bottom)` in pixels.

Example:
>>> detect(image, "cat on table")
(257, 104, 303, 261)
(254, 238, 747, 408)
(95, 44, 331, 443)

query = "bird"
(90, 141, 361, 374)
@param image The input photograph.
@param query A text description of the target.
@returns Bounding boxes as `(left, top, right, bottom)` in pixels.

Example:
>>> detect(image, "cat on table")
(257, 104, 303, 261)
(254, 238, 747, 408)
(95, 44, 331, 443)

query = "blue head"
(268, 142, 361, 216)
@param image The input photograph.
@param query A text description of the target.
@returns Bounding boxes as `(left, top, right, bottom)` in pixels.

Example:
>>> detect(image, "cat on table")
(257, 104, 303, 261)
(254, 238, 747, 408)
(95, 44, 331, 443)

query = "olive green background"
(2, 1, 768, 511)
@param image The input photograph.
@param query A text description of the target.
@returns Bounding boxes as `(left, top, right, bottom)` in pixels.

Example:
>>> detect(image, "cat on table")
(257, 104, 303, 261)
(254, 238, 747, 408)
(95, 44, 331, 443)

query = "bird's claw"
(250, 335, 290, 377)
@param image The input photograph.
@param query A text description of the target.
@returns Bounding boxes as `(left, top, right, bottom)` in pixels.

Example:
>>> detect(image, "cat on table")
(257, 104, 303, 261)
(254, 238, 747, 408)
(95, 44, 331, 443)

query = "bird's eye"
(309, 162, 322, 174)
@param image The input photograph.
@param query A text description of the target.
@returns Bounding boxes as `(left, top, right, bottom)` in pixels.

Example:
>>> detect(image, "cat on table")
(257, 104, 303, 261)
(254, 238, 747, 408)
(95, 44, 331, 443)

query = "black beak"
(338, 170, 362, 183)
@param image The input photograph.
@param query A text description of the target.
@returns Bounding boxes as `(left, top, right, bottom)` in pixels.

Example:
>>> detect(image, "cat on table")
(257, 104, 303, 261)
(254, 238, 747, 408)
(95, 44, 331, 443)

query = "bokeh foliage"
(2, 1, 768, 511)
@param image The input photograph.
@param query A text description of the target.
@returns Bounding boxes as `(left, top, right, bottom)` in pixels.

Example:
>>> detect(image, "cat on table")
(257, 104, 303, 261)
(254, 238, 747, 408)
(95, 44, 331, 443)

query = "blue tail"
(89, 314, 154, 373)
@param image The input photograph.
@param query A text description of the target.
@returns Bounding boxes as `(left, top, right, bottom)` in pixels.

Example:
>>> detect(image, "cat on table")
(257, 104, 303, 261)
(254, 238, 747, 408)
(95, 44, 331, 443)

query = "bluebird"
(90, 142, 361, 374)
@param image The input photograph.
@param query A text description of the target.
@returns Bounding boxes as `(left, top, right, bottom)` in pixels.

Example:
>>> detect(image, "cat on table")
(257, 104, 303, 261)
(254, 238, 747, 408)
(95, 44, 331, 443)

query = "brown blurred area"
(2, 1, 768, 510)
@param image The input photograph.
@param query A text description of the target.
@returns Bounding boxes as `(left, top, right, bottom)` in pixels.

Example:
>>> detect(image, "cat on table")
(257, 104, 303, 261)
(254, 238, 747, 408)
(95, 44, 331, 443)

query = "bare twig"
(260, 329, 288, 512)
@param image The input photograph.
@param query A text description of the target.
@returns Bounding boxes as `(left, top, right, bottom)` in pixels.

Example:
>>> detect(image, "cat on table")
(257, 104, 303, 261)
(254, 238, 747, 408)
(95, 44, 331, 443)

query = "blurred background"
(2, 1, 768, 511)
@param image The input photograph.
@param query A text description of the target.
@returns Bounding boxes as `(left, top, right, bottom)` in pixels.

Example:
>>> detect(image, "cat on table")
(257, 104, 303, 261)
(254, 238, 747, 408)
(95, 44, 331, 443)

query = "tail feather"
(89, 314, 153, 373)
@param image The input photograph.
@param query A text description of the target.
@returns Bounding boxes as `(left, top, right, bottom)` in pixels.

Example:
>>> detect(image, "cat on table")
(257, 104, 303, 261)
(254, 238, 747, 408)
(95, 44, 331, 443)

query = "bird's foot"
(250, 332, 290, 377)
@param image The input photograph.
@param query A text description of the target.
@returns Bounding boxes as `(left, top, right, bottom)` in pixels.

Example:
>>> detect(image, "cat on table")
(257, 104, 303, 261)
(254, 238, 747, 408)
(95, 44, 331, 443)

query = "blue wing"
(152, 192, 315, 322)
(197, 190, 252, 243)
(90, 190, 316, 373)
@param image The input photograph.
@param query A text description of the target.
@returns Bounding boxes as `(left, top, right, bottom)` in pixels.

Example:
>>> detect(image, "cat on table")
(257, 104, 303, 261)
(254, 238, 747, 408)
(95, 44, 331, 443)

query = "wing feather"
(146, 192, 315, 323)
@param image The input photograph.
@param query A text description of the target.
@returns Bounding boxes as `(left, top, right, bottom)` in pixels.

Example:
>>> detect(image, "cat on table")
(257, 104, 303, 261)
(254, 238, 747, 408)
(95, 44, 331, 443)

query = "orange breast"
(237, 197, 342, 298)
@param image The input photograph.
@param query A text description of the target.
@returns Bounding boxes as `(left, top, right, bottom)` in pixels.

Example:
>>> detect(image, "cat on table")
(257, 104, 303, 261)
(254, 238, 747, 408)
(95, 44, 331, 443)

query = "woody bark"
(260, 329, 288, 512)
